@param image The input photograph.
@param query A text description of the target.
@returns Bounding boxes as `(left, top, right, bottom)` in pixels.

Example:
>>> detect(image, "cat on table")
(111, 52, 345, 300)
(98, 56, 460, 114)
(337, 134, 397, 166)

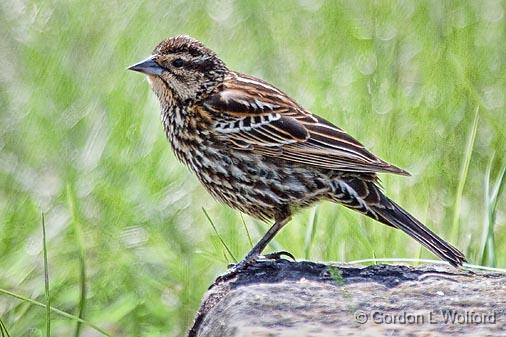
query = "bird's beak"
(128, 56, 164, 76)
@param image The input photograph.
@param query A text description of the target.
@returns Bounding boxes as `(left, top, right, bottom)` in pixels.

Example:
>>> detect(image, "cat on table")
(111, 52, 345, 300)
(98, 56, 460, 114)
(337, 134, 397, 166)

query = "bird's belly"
(185, 146, 331, 219)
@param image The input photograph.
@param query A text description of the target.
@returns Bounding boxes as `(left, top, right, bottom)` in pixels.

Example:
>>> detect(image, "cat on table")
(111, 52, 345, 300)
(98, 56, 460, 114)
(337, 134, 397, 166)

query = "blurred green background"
(1, 0, 505, 336)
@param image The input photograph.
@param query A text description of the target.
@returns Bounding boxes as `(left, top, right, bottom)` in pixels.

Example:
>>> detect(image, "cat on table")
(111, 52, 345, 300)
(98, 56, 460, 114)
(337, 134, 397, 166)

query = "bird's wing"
(201, 72, 409, 175)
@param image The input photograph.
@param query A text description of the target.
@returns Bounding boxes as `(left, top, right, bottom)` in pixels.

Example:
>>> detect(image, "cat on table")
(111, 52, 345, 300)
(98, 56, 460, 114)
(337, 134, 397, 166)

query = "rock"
(188, 260, 506, 337)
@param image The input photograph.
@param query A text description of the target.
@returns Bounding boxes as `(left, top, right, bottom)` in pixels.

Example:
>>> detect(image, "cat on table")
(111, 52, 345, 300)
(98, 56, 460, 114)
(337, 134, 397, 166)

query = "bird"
(128, 35, 466, 273)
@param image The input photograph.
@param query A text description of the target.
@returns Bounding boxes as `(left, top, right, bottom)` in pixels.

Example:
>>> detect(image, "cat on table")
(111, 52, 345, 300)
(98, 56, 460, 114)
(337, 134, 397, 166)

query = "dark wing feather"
(203, 72, 409, 175)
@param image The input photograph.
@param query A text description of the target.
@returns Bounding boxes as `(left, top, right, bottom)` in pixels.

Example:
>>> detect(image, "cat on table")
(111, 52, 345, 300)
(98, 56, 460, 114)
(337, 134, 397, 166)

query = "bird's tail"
(372, 198, 466, 267)
(333, 177, 466, 267)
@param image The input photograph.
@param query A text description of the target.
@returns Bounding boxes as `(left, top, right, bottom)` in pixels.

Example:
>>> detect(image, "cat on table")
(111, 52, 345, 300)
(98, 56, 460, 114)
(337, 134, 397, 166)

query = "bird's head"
(129, 35, 227, 104)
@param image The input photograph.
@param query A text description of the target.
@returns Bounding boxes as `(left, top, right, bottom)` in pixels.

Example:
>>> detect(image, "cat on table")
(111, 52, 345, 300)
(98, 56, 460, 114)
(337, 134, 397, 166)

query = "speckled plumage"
(129, 35, 466, 267)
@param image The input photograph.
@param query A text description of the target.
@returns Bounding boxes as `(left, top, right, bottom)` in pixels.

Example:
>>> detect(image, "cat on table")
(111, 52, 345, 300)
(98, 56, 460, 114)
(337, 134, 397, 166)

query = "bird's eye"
(172, 58, 184, 68)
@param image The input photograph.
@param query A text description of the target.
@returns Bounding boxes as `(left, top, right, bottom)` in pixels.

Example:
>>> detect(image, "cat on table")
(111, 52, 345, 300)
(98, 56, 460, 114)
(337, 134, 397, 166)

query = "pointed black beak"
(128, 56, 164, 76)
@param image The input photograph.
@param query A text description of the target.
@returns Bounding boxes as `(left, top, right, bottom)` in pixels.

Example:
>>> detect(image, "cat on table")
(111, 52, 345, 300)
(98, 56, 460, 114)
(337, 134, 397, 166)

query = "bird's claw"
(263, 250, 296, 261)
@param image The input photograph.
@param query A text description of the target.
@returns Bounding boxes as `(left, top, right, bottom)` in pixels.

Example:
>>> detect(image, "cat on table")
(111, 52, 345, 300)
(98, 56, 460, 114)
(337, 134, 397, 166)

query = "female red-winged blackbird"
(129, 35, 466, 272)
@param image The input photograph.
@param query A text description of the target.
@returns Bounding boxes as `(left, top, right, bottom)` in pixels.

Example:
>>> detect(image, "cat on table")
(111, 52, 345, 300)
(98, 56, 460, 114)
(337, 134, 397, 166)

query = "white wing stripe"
(215, 113, 281, 133)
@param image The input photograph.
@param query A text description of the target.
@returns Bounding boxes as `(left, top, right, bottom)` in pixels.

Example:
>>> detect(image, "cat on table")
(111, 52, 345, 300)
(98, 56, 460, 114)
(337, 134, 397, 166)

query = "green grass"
(450, 106, 479, 242)
(0, 316, 12, 337)
(479, 155, 506, 267)
(42, 214, 51, 337)
(0, 1, 505, 335)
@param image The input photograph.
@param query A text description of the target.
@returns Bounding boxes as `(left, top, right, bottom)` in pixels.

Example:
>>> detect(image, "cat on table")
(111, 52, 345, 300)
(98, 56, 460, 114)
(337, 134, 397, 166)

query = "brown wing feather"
(203, 72, 409, 176)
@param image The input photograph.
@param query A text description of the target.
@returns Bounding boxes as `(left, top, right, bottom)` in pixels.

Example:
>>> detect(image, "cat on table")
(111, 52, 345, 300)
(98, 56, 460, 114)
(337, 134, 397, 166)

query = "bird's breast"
(162, 105, 207, 163)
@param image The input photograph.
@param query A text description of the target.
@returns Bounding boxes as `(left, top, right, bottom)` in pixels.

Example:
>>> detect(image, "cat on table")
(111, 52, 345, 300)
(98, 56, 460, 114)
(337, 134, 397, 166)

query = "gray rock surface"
(189, 260, 505, 337)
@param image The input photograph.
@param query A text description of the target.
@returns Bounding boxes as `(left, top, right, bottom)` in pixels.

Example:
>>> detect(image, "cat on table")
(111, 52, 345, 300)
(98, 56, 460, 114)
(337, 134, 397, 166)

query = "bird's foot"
(214, 256, 256, 286)
(213, 251, 296, 287)
(224, 250, 296, 269)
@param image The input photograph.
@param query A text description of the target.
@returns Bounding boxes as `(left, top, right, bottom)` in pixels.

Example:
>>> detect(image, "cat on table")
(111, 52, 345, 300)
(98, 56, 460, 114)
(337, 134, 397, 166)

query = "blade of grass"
(450, 107, 479, 242)
(0, 317, 12, 337)
(371, 251, 377, 265)
(202, 208, 237, 263)
(239, 213, 253, 248)
(488, 164, 506, 257)
(479, 157, 506, 267)
(42, 213, 50, 337)
(303, 206, 319, 260)
(66, 184, 87, 337)
(0, 288, 112, 337)
(480, 156, 493, 266)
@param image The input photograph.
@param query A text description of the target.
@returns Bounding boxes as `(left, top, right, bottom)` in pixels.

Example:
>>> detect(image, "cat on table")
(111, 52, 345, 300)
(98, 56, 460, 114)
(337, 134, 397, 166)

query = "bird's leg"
(241, 216, 291, 265)
(215, 216, 291, 284)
